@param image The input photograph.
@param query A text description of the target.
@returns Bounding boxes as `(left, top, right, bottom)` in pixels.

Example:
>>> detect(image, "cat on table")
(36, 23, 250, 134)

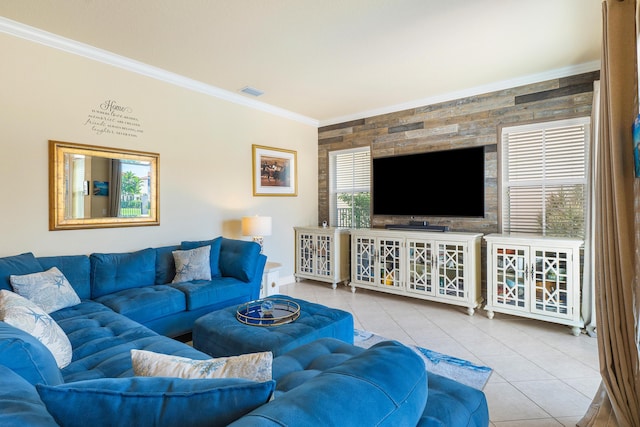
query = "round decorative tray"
(236, 298, 301, 327)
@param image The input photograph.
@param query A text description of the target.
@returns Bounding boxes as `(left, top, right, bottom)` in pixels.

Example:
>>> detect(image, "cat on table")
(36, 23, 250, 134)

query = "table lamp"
(242, 215, 272, 253)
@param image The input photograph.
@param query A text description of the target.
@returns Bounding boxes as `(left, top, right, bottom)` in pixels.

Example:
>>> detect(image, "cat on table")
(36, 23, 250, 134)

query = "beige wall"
(0, 33, 318, 279)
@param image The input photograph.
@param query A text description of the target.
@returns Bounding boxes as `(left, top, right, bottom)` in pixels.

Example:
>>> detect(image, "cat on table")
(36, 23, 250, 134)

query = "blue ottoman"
(192, 295, 354, 357)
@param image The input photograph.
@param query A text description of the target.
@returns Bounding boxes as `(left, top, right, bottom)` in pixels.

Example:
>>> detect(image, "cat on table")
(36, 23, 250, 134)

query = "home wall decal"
(84, 99, 144, 138)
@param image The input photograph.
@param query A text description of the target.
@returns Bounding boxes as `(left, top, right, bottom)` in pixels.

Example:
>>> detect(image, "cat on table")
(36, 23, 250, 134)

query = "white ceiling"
(0, 0, 602, 126)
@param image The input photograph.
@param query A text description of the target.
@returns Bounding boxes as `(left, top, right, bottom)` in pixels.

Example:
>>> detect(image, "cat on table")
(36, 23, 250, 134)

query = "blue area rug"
(353, 329, 492, 390)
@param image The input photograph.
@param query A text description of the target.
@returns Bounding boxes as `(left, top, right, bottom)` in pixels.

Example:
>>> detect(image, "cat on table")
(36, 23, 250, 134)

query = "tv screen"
(372, 146, 485, 217)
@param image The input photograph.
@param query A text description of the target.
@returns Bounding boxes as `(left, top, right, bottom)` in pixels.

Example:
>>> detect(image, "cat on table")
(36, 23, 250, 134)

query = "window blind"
(501, 117, 589, 237)
(329, 147, 370, 228)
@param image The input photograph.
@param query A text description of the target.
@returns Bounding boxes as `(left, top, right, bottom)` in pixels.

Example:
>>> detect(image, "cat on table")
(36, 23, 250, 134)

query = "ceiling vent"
(240, 86, 264, 97)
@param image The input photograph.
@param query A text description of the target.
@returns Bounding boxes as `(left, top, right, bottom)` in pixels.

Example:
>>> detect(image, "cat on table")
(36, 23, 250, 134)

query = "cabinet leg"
(350, 285, 357, 294)
(466, 307, 475, 316)
(570, 326, 581, 337)
(331, 283, 337, 290)
(487, 310, 495, 320)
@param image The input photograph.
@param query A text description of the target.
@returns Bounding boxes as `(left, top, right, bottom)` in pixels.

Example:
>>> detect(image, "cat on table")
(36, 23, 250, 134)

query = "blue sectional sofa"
(1, 237, 267, 338)
(0, 237, 489, 426)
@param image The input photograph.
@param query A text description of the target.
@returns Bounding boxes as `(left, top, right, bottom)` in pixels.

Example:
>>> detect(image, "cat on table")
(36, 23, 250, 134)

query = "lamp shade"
(241, 216, 272, 237)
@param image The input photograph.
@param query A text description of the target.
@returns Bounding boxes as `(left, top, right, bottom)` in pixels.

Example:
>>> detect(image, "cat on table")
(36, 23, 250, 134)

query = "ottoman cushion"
(192, 296, 353, 357)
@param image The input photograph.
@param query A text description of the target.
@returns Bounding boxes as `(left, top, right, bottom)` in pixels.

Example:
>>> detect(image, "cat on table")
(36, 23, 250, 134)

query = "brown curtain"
(578, 1, 640, 426)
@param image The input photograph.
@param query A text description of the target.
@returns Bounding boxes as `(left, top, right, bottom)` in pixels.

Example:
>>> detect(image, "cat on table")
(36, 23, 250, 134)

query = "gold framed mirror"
(49, 140, 159, 230)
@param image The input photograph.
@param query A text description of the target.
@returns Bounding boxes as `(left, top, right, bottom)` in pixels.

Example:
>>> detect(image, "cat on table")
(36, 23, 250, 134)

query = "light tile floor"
(278, 279, 601, 427)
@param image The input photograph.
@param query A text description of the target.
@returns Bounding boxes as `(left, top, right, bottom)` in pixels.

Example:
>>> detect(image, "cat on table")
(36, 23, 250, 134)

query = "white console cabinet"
(294, 226, 350, 289)
(484, 233, 584, 335)
(350, 228, 482, 315)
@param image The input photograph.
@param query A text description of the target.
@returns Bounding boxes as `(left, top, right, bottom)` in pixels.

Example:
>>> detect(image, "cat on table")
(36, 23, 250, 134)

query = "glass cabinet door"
(407, 239, 434, 295)
(353, 235, 376, 284)
(436, 242, 466, 300)
(314, 234, 333, 277)
(493, 245, 528, 310)
(376, 238, 403, 288)
(297, 232, 315, 274)
(531, 248, 571, 318)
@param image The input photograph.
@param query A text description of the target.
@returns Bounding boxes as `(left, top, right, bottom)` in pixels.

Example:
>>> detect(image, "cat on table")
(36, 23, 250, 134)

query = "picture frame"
(252, 144, 297, 196)
(93, 180, 109, 196)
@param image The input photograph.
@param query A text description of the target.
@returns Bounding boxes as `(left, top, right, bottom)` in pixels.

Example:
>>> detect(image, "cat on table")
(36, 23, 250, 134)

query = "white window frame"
(500, 117, 590, 237)
(328, 147, 370, 228)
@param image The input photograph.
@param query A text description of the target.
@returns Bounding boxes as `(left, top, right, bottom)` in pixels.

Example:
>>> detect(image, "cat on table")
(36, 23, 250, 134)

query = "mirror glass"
(49, 140, 159, 230)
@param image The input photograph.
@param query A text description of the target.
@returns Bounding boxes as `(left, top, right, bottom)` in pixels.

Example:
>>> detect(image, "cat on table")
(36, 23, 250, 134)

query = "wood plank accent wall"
(318, 71, 599, 234)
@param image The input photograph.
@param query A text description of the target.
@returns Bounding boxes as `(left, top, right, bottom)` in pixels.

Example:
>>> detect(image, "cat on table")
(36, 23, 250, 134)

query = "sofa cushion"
(10, 267, 81, 313)
(219, 238, 261, 282)
(0, 365, 59, 427)
(181, 237, 222, 277)
(229, 340, 428, 427)
(36, 376, 275, 427)
(132, 349, 273, 382)
(50, 301, 211, 382)
(0, 252, 43, 291)
(90, 248, 156, 298)
(272, 338, 365, 397)
(418, 372, 489, 427)
(170, 276, 254, 311)
(93, 284, 186, 324)
(0, 322, 64, 386)
(38, 255, 91, 300)
(172, 245, 211, 283)
(154, 245, 180, 285)
(0, 290, 72, 368)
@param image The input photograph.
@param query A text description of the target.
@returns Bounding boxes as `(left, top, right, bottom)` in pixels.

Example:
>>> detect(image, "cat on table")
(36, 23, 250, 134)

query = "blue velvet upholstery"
(90, 248, 156, 298)
(229, 339, 428, 427)
(271, 337, 365, 397)
(193, 295, 354, 357)
(417, 372, 489, 427)
(0, 252, 42, 291)
(170, 276, 254, 310)
(38, 255, 91, 300)
(181, 237, 222, 277)
(0, 365, 59, 427)
(50, 301, 210, 382)
(37, 377, 275, 427)
(93, 284, 186, 323)
(0, 322, 63, 386)
(154, 245, 180, 285)
(219, 238, 261, 282)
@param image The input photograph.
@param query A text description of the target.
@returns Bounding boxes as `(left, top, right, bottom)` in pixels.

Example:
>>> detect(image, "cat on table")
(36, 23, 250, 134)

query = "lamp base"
(252, 236, 265, 254)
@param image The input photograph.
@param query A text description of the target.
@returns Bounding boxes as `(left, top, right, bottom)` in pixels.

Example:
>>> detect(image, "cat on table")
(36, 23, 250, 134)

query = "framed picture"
(93, 180, 109, 196)
(252, 145, 297, 196)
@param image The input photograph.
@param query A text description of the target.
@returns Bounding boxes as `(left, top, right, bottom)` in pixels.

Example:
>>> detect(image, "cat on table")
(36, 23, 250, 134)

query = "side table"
(260, 261, 282, 298)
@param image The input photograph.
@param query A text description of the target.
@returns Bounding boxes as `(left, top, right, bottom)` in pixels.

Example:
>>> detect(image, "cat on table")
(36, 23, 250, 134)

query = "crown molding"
(0, 17, 319, 127)
(320, 60, 601, 127)
(1, 17, 600, 130)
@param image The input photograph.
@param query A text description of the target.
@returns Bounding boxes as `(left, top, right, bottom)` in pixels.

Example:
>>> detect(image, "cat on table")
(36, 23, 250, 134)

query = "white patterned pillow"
(171, 245, 211, 283)
(10, 267, 81, 314)
(0, 290, 72, 368)
(131, 349, 272, 382)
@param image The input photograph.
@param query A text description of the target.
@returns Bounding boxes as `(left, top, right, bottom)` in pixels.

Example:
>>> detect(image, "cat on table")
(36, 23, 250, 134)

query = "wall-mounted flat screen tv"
(372, 146, 485, 217)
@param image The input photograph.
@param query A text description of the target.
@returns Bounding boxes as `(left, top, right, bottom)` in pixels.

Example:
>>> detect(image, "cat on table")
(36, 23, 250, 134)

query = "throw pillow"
(0, 290, 72, 368)
(131, 349, 273, 382)
(171, 245, 212, 283)
(10, 267, 81, 313)
(36, 376, 275, 427)
(181, 237, 222, 277)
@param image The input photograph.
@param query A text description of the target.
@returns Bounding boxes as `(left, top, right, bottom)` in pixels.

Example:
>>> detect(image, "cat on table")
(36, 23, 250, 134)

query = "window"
(329, 147, 370, 228)
(501, 117, 590, 238)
